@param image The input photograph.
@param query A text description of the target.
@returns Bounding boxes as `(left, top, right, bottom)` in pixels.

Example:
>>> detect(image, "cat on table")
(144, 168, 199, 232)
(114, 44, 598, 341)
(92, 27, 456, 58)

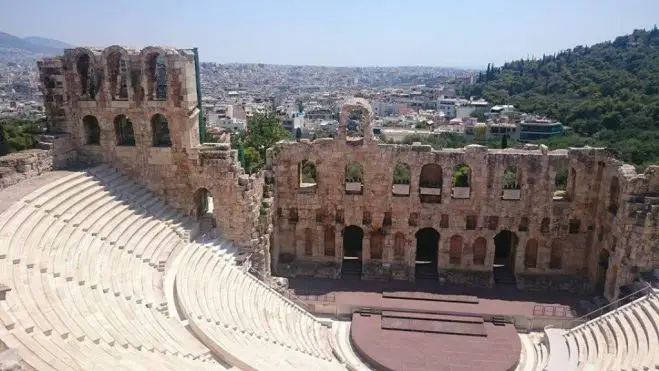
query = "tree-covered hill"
(463, 27, 659, 168)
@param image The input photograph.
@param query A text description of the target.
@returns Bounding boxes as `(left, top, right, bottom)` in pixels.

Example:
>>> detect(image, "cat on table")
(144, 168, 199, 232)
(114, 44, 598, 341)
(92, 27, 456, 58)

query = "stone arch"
(494, 230, 518, 269)
(345, 161, 364, 194)
(151, 114, 172, 147)
(113, 114, 135, 146)
(192, 187, 214, 217)
(82, 115, 100, 145)
(472, 237, 487, 266)
(540, 217, 550, 234)
(141, 47, 170, 101)
(392, 162, 411, 196)
(553, 166, 569, 200)
(304, 228, 313, 256)
(415, 228, 439, 279)
(103, 46, 130, 100)
(370, 230, 384, 260)
(324, 226, 335, 257)
(549, 240, 563, 270)
(501, 165, 520, 200)
(74, 49, 99, 99)
(609, 176, 620, 215)
(524, 239, 538, 268)
(339, 97, 373, 142)
(393, 232, 406, 261)
(419, 164, 442, 203)
(342, 225, 364, 275)
(449, 235, 463, 265)
(452, 163, 471, 199)
(299, 160, 317, 188)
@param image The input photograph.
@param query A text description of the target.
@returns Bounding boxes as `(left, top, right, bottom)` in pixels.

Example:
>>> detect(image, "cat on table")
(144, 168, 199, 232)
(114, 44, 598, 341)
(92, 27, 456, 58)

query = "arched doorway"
(342, 226, 364, 276)
(415, 228, 439, 280)
(493, 230, 518, 284)
(193, 188, 215, 234)
(596, 249, 610, 295)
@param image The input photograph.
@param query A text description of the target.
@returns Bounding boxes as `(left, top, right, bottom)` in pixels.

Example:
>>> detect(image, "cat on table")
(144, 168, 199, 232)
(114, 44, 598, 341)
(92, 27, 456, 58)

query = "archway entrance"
(342, 226, 364, 276)
(493, 230, 518, 284)
(596, 249, 610, 295)
(415, 228, 439, 280)
(193, 188, 216, 234)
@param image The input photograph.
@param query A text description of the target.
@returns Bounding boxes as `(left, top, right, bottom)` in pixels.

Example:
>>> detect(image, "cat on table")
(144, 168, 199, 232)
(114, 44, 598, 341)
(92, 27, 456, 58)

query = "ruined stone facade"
(37, 50, 658, 299)
(38, 46, 273, 273)
(269, 99, 659, 299)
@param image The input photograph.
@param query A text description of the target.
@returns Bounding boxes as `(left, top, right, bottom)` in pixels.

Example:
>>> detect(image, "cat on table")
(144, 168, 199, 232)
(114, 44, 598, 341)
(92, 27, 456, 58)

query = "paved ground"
(0, 170, 80, 214)
(351, 312, 520, 371)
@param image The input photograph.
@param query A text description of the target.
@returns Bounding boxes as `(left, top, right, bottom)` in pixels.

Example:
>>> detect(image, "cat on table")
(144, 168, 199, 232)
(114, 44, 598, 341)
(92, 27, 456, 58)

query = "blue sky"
(1, 0, 658, 68)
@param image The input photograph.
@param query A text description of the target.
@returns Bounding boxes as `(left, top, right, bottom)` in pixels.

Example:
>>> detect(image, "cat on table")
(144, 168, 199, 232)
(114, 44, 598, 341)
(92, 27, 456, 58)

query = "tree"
(295, 127, 302, 140)
(0, 124, 9, 156)
(231, 112, 291, 173)
(501, 135, 508, 149)
(297, 99, 304, 114)
(463, 27, 659, 168)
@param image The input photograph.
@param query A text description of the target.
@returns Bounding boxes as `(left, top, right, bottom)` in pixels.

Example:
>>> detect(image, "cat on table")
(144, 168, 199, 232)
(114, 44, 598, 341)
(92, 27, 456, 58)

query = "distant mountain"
(23, 36, 73, 50)
(0, 31, 72, 54)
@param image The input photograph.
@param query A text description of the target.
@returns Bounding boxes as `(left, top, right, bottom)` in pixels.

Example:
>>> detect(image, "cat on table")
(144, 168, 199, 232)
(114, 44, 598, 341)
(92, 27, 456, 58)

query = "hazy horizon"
(2, 0, 658, 69)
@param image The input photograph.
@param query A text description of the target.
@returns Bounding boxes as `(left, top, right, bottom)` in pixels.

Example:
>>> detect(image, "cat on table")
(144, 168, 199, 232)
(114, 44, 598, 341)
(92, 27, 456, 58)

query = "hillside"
(464, 27, 659, 168)
(0, 31, 71, 54)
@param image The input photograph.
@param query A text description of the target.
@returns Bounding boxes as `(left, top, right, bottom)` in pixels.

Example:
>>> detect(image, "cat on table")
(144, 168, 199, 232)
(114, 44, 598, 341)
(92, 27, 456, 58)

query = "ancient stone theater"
(0, 45, 656, 370)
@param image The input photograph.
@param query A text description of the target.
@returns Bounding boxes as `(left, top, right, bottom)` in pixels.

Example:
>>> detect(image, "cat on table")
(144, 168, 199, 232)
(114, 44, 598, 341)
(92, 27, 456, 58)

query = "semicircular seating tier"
(0, 165, 223, 370)
(516, 290, 659, 371)
(174, 238, 344, 370)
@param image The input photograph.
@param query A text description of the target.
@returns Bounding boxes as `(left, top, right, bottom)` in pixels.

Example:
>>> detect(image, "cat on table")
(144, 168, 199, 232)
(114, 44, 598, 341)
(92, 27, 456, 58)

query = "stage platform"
(289, 276, 583, 331)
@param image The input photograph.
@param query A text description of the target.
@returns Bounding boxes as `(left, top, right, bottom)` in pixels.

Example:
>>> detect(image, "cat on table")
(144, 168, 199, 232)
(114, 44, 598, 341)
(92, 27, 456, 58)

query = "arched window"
(553, 167, 569, 200)
(524, 239, 538, 268)
(146, 53, 167, 100)
(472, 237, 487, 266)
(107, 51, 128, 100)
(193, 188, 214, 217)
(549, 240, 563, 270)
(76, 53, 97, 99)
(540, 217, 550, 234)
(151, 114, 171, 147)
(419, 164, 442, 203)
(392, 162, 411, 196)
(501, 164, 520, 196)
(452, 164, 471, 199)
(370, 231, 384, 260)
(449, 235, 463, 265)
(114, 115, 135, 146)
(345, 161, 364, 194)
(324, 226, 335, 257)
(82, 115, 100, 145)
(304, 228, 313, 256)
(609, 177, 620, 215)
(299, 160, 317, 187)
(393, 232, 406, 261)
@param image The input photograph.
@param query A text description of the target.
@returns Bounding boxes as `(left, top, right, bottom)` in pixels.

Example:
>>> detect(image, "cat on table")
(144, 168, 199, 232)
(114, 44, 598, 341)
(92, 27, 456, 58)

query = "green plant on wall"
(502, 165, 519, 189)
(453, 164, 470, 187)
(345, 162, 364, 182)
(393, 162, 411, 184)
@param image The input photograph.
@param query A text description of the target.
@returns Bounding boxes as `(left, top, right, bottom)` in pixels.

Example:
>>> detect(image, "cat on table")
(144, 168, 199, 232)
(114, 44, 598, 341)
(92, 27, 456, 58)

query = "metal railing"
(563, 284, 655, 330)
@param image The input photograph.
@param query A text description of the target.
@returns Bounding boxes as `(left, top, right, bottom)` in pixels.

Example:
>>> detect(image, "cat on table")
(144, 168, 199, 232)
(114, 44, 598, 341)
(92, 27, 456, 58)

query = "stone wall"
(268, 99, 659, 297)
(0, 134, 77, 190)
(38, 47, 273, 275)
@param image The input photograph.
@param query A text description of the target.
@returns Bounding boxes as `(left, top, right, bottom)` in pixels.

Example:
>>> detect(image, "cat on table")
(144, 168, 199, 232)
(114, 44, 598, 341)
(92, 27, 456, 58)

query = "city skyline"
(1, 0, 658, 68)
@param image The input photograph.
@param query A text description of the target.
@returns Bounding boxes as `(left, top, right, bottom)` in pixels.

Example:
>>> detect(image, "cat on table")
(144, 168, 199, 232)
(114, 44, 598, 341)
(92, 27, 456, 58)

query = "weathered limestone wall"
(269, 100, 659, 297)
(38, 47, 273, 273)
(0, 135, 77, 190)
